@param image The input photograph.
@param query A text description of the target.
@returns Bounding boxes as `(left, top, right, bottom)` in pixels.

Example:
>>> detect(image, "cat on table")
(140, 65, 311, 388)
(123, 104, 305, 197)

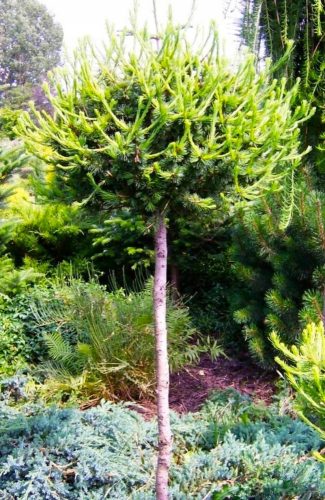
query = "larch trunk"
(154, 214, 172, 500)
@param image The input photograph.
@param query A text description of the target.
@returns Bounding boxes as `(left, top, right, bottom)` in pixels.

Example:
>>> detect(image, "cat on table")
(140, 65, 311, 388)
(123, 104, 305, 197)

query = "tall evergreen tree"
(229, 0, 325, 367)
(240, 0, 324, 171)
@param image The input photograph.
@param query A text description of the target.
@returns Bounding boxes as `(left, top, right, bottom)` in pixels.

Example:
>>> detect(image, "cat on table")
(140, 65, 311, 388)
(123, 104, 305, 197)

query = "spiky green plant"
(271, 321, 325, 453)
(239, 0, 325, 173)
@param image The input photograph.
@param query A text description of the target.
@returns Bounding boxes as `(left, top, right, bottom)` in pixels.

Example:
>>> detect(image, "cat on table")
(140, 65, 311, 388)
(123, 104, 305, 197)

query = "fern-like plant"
(35, 277, 222, 400)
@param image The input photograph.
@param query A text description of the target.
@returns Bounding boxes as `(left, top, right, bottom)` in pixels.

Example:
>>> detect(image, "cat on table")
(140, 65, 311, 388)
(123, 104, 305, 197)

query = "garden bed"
(133, 355, 277, 419)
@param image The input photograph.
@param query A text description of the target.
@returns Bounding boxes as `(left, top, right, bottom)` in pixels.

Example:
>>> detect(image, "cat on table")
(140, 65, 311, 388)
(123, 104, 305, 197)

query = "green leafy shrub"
(0, 389, 323, 498)
(31, 277, 221, 400)
(0, 255, 41, 296)
(0, 108, 21, 139)
(0, 291, 51, 376)
(271, 321, 325, 446)
(0, 305, 28, 376)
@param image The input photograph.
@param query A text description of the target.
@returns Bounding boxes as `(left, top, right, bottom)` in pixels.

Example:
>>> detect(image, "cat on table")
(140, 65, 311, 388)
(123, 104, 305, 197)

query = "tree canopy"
(19, 23, 312, 221)
(0, 0, 63, 101)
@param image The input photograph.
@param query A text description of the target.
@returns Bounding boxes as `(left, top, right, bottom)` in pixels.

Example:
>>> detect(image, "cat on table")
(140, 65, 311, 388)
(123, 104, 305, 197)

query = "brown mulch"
(133, 355, 277, 419)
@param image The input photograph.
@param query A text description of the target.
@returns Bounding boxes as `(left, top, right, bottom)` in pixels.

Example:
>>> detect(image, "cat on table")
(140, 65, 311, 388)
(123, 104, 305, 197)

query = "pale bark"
(154, 213, 172, 500)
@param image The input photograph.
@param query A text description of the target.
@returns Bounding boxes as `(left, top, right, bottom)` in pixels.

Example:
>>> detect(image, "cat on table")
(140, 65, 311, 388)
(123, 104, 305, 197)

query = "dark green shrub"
(0, 296, 28, 376)
(229, 180, 325, 368)
(0, 291, 50, 375)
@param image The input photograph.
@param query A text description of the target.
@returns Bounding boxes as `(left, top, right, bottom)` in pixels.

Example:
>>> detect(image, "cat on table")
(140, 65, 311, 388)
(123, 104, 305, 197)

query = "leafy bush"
(0, 291, 50, 376)
(0, 255, 41, 297)
(31, 277, 221, 400)
(0, 389, 323, 498)
(0, 108, 21, 139)
(0, 307, 28, 376)
(271, 321, 325, 444)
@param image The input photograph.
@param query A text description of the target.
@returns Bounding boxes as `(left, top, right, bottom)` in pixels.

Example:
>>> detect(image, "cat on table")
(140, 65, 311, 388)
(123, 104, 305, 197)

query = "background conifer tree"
(228, 0, 325, 367)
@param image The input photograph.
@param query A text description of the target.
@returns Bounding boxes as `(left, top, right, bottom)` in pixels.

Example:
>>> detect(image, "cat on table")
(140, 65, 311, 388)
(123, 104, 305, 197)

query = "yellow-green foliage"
(0, 108, 21, 139)
(18, 19, 314, 222)
(9, 196, 83, 247)
(271, 322, 325, 445)
(3, 182, 91, 262)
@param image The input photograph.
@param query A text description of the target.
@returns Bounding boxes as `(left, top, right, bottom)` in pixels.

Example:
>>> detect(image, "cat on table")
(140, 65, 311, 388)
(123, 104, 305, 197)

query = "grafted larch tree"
(18, 20, 313, 499)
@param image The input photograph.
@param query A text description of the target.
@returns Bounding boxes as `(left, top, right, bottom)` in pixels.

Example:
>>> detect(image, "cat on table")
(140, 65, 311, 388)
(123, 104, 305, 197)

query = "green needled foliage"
(18, 21, 313, 220)
(229, 176, 325, 368)
(239, 0, 325, 174)
(271, 322, 325, 450)
(0, 145, 25, 207)
(232, 0, 325, 368)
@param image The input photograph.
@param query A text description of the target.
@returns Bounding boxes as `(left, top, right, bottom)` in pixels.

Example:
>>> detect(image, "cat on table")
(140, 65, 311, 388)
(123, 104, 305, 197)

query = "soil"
(132, 355, 277, 419)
